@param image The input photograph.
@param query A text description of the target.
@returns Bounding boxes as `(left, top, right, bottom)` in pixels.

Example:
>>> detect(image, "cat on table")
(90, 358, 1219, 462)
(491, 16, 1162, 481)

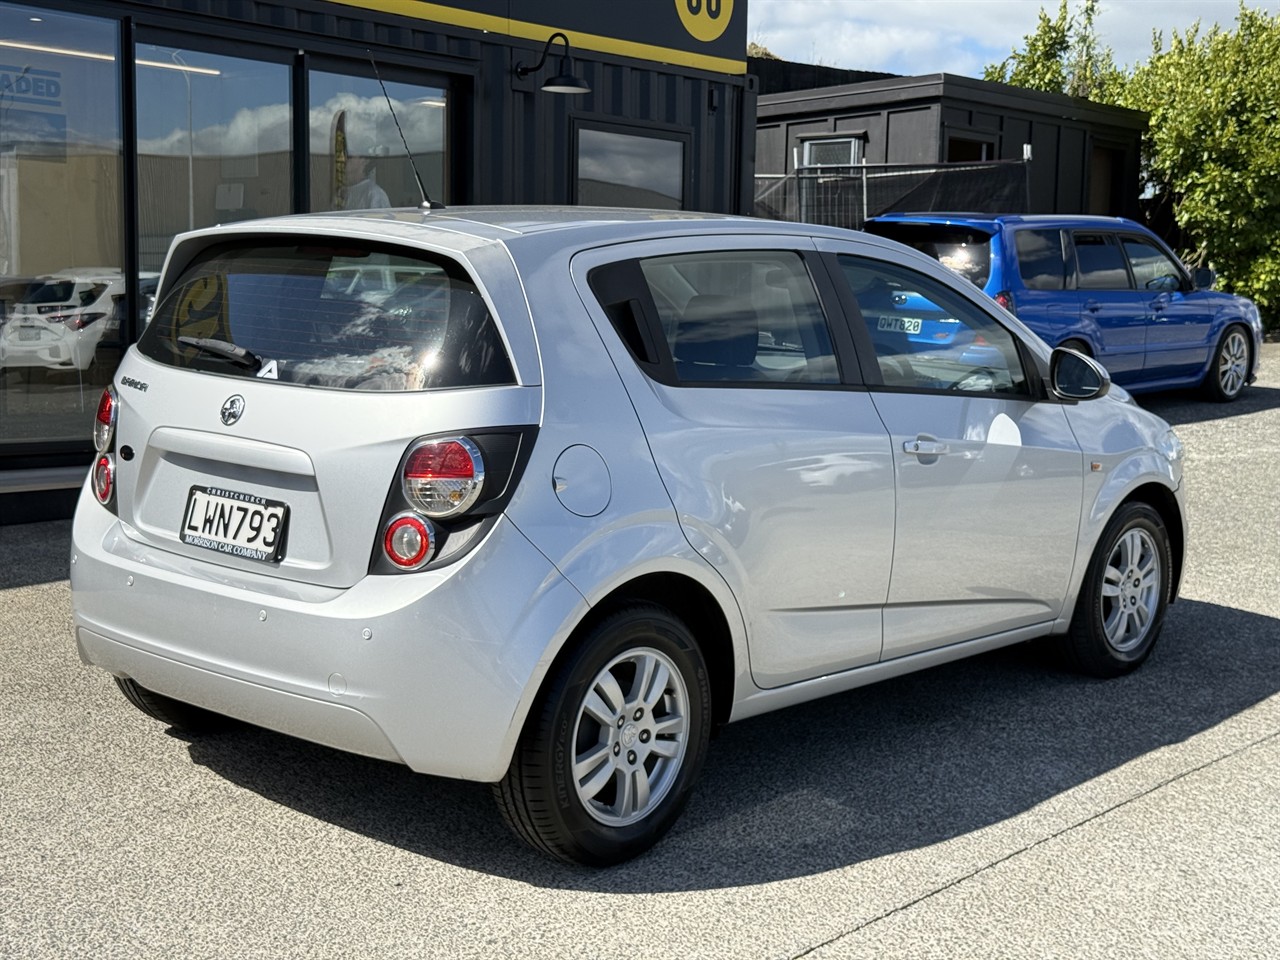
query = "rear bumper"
(0, 336, 86, 368)
(70, 483, 586, 781)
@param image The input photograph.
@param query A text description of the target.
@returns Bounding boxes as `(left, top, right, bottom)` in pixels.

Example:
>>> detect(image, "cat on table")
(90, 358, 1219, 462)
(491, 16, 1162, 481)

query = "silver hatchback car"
(71, 207, 1186, 865)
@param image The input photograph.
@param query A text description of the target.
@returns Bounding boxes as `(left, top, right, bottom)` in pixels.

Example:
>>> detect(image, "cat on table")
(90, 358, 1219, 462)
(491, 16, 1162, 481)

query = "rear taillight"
(993, 291, 1016, 314)
(94, 385, 116, 453)
(92, 454, 114, 505)
(402, 437, 485, 518)
(71, 312, 106, 330)
(371, 428, 535, 576)
(382, 512, 435, 569)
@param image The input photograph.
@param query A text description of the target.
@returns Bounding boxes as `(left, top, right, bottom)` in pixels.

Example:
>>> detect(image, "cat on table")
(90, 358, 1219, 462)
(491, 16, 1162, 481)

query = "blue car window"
(1015, 229, 1069, 290)
(1073, 233, 1132, 290)
(1121, 237, 1184, 292)
(838, 255, 1028, 396)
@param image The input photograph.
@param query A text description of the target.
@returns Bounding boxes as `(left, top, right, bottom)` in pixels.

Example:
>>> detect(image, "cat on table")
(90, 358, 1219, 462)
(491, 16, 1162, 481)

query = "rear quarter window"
(1014, 229, 1069, 290)
(139, 243, 515, 391)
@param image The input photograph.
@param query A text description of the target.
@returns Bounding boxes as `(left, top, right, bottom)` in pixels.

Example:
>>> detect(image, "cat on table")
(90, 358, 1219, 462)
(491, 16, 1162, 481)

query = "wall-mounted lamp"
(514, 31, 590, 95)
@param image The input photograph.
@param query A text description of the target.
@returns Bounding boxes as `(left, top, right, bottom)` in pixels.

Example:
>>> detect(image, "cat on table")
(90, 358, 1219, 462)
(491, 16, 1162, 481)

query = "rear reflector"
(383, 513, 435, 568)
(402, 436, 485, 518)
(94, 386, 117, 453)
(92, 454, 114, 505)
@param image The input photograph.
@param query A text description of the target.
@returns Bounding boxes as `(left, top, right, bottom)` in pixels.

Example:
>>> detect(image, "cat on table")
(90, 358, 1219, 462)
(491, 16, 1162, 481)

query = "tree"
(1119, 7, 1280, 318)
(747, 41, 780, 60)
(987, 2, 1280, 326)
(984, 0, 1122, 101)
(984, 0, 1069, 93)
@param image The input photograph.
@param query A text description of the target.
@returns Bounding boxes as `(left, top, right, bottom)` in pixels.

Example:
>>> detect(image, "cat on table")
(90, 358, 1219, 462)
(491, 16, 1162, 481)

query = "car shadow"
(183, 597, 1280, 891)
(1137, 384, 1280, 426)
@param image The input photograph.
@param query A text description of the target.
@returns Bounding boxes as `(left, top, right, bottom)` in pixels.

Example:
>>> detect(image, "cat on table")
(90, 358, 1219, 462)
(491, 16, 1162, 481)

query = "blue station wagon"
(864, 213, 1263, 401)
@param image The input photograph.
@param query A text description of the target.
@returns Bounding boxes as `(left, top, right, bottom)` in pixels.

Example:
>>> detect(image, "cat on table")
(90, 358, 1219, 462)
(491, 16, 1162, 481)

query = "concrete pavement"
(2, 344, 1278, 959)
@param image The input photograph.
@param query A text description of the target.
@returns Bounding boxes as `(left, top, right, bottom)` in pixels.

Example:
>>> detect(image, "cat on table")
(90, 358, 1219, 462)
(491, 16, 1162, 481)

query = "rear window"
(138, 243, 515, 392)
(24, 281, 80, 304)
(862, 222, 992, 288)
(1014, 229, 1068, 290)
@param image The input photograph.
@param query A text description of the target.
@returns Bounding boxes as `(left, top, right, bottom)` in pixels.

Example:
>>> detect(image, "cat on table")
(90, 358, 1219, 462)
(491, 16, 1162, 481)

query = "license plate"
(877, 315, 923, 335)
(181, 486, 288, 562)
(18, 327, 41, 341)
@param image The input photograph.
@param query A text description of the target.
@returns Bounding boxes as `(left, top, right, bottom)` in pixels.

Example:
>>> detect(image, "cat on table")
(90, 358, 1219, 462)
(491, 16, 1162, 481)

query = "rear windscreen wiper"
(177, 336, 263, 371)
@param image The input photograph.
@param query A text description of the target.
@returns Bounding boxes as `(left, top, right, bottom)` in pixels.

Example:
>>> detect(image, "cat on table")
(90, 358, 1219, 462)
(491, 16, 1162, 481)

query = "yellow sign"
(174, 275, 231, 348)
(675, 0, 734, 43)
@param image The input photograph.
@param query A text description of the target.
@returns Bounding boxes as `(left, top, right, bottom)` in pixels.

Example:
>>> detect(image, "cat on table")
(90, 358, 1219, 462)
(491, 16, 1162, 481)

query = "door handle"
(904, 439, 949, 456)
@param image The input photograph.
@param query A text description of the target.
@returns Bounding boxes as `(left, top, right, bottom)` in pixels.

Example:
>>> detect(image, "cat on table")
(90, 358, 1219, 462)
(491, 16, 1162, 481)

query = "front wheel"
(1203, 326, 1250, 402)
(1061, 503, 1172, 678)
(493, 604, 712, 866)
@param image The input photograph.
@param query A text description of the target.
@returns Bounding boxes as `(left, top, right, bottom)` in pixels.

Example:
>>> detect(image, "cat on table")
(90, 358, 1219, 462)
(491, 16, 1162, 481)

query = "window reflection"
(0, 4, 123, 444)
(135, 45, 291, 272)
(309, 71, 446, 211)
(578, 128, 684, 209)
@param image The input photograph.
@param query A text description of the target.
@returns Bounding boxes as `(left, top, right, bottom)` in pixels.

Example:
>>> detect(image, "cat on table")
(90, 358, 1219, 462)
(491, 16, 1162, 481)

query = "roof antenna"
(367, 51, 445, 211)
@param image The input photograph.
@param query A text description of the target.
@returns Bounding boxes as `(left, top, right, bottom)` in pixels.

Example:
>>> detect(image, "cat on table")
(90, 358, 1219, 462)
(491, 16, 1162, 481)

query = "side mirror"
(1049, 346, 1111, 401)
(1192, 266, 1216, 291)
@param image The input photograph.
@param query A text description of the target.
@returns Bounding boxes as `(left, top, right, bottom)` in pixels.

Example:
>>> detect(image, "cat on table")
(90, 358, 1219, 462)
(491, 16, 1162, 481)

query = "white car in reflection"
(0, 269, 156, 372)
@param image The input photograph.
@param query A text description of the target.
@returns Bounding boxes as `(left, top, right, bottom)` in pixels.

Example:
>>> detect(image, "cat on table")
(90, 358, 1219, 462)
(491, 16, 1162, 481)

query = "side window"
(1121, 236, 1184, 292)
(837, 255, 1029, 396)
(1015, 229, 1068, 290)
(1073, 233, 1132, 290)
(631, 251, 840, 386)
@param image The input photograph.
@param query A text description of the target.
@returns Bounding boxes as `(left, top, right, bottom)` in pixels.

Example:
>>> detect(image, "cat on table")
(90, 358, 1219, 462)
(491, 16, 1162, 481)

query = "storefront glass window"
(309, 70, 447, 211)
(0, 5, 123, 446)
(135, 45, 291, 273)
(577, 128, 685, 209)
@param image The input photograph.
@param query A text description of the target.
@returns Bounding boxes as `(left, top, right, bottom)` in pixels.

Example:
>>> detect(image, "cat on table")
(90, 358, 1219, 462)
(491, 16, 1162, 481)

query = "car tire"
(1061, 503, 1172, 678)
(114, 676, 230, 733)
(1059, 338, 1092, 357)
(1203, 325, 1250, 402)
(493, 603, 712, 866)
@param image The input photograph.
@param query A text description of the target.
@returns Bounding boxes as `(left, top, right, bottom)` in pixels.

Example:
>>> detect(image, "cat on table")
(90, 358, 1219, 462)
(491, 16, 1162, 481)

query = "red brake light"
(71, 312, 106, 330)
(382, 513, 435, 568)
(402, 437, 485, 518)
(993, 291, 1016, 314)
(94, 386, 117, 453)
(92, 454, 114, 505)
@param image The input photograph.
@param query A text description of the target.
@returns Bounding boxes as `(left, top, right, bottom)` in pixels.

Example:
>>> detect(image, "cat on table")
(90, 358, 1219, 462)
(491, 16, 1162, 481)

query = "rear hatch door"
(112, 236, 536, 589)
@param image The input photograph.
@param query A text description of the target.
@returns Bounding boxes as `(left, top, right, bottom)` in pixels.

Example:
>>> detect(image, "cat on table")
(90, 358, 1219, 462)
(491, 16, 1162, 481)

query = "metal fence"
(754, 160, 1030, 230)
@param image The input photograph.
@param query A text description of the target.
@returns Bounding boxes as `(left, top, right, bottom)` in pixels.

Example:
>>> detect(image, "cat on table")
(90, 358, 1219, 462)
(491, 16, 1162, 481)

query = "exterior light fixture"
(514, 31, 590, 95)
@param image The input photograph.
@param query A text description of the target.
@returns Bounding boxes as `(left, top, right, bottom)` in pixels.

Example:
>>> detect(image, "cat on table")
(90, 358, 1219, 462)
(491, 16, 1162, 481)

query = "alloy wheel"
(572, 646, 690, 827)
(1100, 527, 1162, 653)
(1218, 329, 1249, 398)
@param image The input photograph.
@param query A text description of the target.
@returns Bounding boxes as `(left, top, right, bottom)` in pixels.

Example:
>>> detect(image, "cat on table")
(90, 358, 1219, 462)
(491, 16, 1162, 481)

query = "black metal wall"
(106, 0, 756, 214)
(756, 72, 1146, 219)
(0, 0, 755, 501)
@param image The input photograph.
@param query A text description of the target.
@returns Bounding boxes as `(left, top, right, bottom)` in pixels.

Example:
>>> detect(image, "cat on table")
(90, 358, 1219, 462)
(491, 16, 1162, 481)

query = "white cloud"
(138, 95, 444, 158)
(748, 0, 1280, 78)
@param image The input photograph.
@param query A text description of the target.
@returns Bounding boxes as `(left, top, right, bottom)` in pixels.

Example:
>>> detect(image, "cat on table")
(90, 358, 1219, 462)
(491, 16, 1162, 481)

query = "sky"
(746, 0, 1280, 79)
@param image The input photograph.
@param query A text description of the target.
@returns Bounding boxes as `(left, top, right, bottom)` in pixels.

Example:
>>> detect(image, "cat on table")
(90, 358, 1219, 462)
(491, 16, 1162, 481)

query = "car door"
(574, 238, 896, 689)
(1006, 227, 1082, 344)
(816, 238, 1084, 660)
(1068, 231, 1147, 383)
(1118, 232, 1215, 381)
